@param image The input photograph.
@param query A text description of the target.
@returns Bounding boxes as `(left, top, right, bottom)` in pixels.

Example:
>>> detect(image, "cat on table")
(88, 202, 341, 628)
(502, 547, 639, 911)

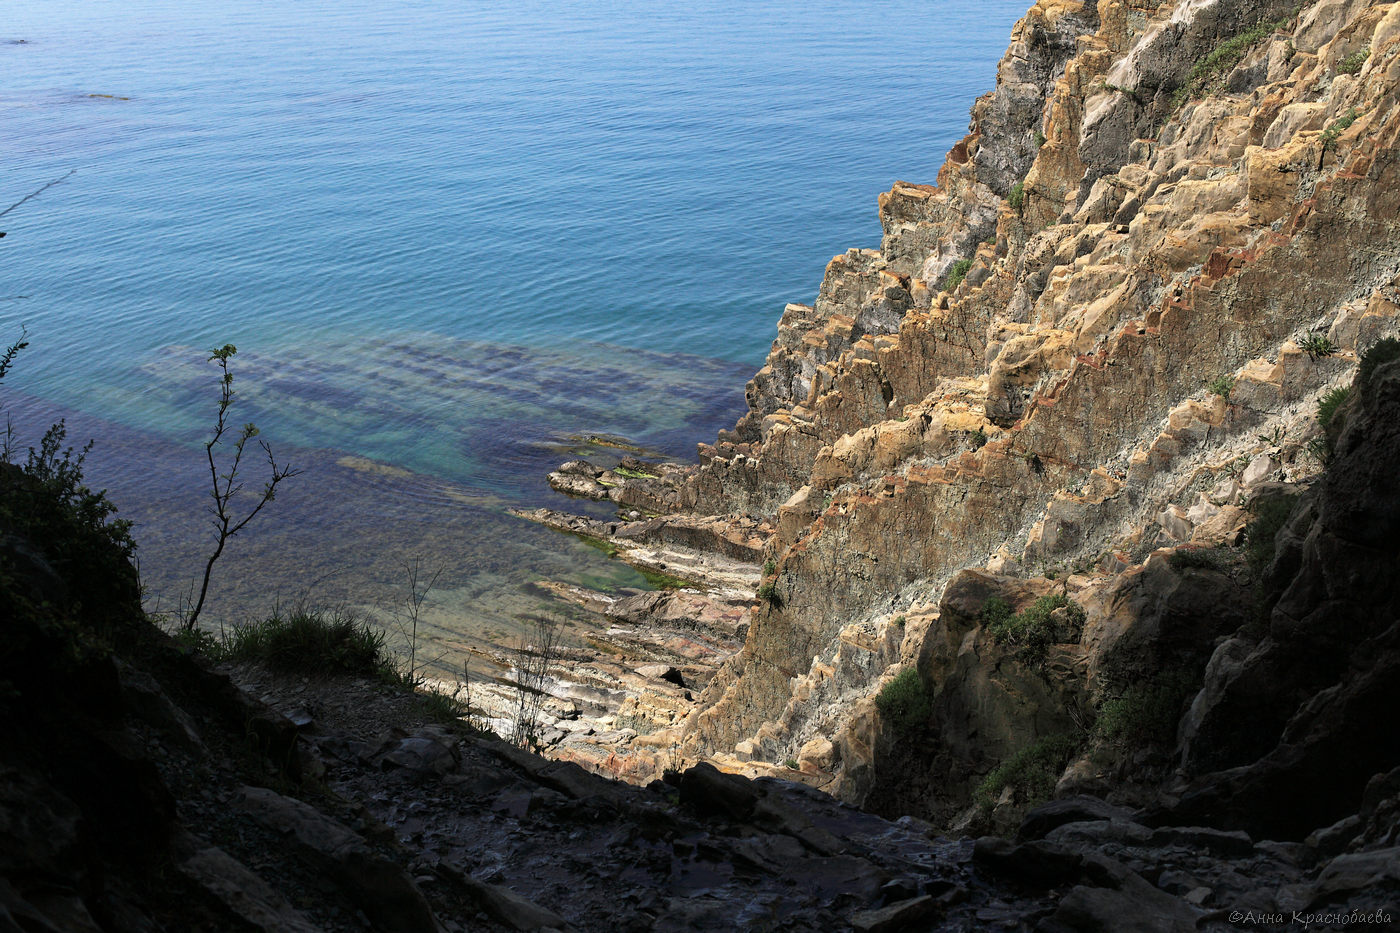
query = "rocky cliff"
(549, 0, 1400, 839)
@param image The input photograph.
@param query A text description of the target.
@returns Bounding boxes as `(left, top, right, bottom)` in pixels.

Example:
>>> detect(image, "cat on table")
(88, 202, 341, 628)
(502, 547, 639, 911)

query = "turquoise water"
(1, 0, 1026, 664)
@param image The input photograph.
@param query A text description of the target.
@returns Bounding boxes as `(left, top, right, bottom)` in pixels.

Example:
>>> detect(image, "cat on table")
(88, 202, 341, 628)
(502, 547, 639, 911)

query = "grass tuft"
(222, 610, 395, 679)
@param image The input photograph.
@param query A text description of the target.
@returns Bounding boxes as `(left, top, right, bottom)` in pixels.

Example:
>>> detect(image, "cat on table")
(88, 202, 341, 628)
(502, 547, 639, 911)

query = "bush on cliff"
(876, 667, 931, 734)
(984, 593, 1085, 667)
(1, 336, 144, 679)
(1095, 672, 1196, 748)
(1172, 11, 1298, 109)
(944, 258, 974, 293)
(976, 733, 1079, 810)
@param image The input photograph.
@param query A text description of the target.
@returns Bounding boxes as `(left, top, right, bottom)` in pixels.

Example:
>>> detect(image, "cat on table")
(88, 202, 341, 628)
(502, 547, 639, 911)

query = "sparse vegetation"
(1008, 181, 1026, 212)
(976, 734, 1079, 809)
(1033, 130, 1046, 149)
(1321, 107, 1360, 151)
(1169, 547, 1223, 570)
(785, 758, 800, 770)
(1207, 374, 1236, 398)
(612, 465, 658, 480)
(944, 258, 974, 292)
(419, 683, 472, 725)
(876, 667, 932, 734)
(756, 579, 781, 605)
(507, 615, 563, 750)
(763, 557, 777, 576)
(1336, 49, 1369, 75)
(0, 334, 141, 661)
(1172, 12, 1296, 110)
(1103, 82, 1142, 103)
(1359, 337, 1400, 386)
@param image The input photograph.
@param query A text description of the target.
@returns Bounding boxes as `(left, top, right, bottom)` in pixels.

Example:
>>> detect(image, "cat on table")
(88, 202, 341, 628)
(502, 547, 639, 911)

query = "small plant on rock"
(1095, 674, 1195, 749)
(985, 594, 1085, 668)
(1008, 181, 1026, 212)
(1321, 108, 1360, 151)
(1169, 547, 1223, 571)
(1297, 332, 1337, 361)
(1206, 374, 1236, 398)
(755, 579, 780, 605)
(944, 258, 974, 293)
(1244, 493, 1299, 574)
(1336, 49, 1369, 75)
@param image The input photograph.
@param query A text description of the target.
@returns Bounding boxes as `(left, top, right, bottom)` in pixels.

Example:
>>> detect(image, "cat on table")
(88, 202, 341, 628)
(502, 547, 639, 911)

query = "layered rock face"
(659, 0, 1400, 828)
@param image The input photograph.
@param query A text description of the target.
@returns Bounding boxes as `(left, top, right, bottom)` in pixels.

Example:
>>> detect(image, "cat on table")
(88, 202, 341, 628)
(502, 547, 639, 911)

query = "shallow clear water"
(1, 0, 1026, 669)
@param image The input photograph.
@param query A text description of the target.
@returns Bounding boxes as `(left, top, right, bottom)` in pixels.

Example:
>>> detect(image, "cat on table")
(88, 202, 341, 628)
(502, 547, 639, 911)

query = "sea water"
(1, 0, 1027, 671)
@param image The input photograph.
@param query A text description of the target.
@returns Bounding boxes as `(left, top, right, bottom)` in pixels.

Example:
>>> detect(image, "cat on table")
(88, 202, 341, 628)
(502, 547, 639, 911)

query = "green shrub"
(784, 758, 799, 770)
(979, 596, 1013, 628)
(222, 610, 395, 678)
(1336, 49, 1369, 75)
(985, 594, 1085, 667)
(762, 558, 776, 577)
(1244, 494, 1298, 574)
(944, 258, 975, 292)
(1008, 181, 1025, 212)
(1169, 547, 1222, 570)
(1359, 337, 1400, 386)
(1034, 130, 1046, 148)
(1206, 374, 1235, 398)
(876, 667, 932, 734)
(1316, 386, 1352, 430)
(976, 734, 1079, 809)
(755, 579, 781, 606)
(1095, 675, 1194, 747)
(1321, 107, 1360, 151)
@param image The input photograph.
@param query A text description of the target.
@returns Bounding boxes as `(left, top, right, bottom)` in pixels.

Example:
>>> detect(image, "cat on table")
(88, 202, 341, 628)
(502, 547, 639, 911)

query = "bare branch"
(185, 345, 301, 631)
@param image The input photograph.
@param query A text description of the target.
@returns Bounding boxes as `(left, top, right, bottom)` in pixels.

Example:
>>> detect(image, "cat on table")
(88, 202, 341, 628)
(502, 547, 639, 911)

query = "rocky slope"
(4, 469, 1397, 930)
(635, 0, 1400, 807)
(520, 0, 1400, 861)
